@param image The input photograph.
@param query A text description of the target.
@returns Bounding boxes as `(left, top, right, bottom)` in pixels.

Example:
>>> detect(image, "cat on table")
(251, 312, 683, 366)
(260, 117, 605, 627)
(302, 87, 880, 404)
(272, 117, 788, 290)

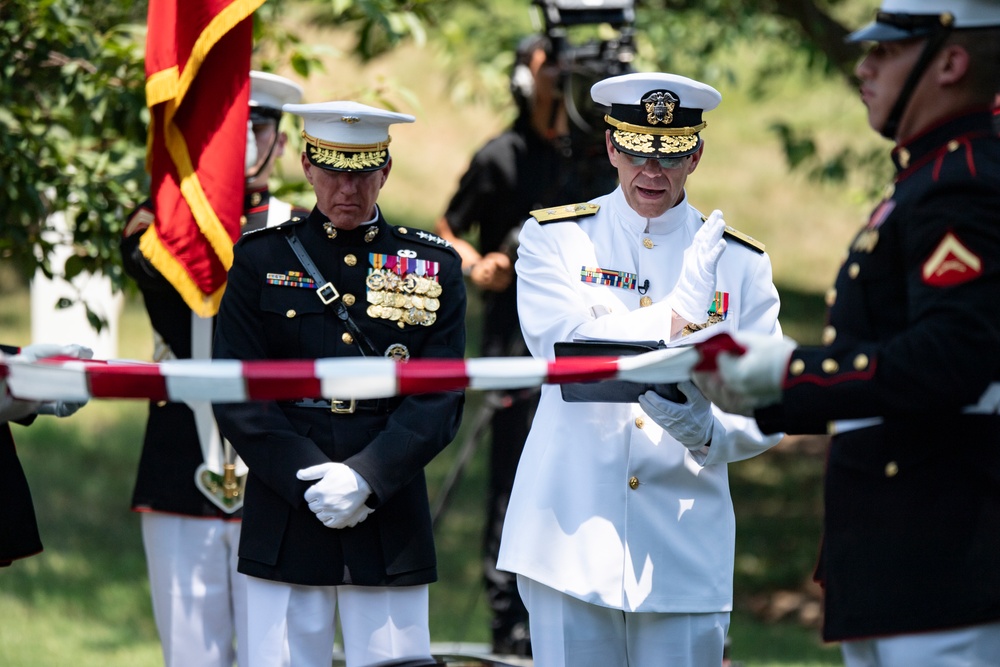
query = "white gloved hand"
(0, 378, 41, 423)
(671, 210, 727, 323)
(638, 381, 714, 450)
(17, 343, 94, 363)
(296, 462, 373, 529)
(693, 332, 797, 416)
(2, 344, 93, 421)
(36, 400, 87, 418)
(340, 502, 374, 528)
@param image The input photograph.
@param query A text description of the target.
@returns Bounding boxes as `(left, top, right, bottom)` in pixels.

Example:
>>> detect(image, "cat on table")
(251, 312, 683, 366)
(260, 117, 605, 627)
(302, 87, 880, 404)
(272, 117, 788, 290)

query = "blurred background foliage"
(1, 0, 884, 301)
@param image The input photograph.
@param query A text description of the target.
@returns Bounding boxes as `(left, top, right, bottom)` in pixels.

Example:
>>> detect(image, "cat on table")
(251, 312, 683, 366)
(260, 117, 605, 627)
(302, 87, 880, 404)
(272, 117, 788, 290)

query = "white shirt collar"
(609, 186, 690, 236)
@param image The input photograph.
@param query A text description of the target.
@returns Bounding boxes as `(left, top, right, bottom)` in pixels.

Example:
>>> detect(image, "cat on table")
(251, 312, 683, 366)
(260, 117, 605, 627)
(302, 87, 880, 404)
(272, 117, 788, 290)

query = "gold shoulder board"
(530, 202, 600, 225)
(723, 225, 765, 254)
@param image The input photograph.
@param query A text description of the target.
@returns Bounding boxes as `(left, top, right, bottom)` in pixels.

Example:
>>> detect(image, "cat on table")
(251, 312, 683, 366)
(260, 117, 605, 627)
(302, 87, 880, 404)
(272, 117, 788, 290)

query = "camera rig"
(532, 0, 636, 158)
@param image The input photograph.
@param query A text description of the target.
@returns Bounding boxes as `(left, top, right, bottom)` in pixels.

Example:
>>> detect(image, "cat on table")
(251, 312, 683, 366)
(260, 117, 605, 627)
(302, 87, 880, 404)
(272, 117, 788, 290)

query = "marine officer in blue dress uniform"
(212, 100, 466, 667)
(696, 2, 1000, 665)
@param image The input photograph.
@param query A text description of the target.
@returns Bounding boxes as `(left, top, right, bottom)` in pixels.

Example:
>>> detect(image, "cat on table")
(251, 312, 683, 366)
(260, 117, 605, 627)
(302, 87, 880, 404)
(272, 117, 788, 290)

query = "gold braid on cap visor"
(606, 115, 707, 154)
(303, 131, 391, 170)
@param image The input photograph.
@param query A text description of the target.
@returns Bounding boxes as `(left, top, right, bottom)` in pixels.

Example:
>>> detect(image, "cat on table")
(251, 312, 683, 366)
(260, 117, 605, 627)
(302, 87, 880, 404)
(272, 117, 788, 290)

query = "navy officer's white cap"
(847, 0, 1000, 42)
(591, 72, 722, 159)
(249, 71, 303, 123)
(283, 101, 415, 172)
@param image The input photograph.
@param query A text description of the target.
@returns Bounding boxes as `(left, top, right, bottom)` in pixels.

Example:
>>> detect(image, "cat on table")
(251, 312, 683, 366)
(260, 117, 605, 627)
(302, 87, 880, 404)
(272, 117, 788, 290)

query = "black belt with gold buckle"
(283, 398, 397, 414)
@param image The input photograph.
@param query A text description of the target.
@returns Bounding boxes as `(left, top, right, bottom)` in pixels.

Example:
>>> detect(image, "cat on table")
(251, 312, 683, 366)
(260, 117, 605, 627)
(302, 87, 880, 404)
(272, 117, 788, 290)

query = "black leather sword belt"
(281, 397, 401, 414)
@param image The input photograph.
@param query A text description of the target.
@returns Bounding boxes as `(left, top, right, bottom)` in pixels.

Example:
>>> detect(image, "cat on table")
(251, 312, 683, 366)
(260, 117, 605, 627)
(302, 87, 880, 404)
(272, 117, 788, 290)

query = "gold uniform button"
(239, 215, 248, 227)
(639, 296, 653, 307)
(848, 263, 860, 279)
(822, 326, 837, 346)
(634, 417, 645, 429)
(342, 333, 354, 344)
(822, 358, 839, 374)
(825, 287, 837, 307)
(398, 227, 408, 234)
(628, 476, 640, 490)
(789, 359, 805, 376)
(642, 238, 654, 249)
(286, 309, 296, 318)
(885, 461, 899, 477)
(853, 354, 869, 371)
(947, 140, 960, 152)
(250, 191, 263, 206)
(345, 254, 357, 267)
(156, 400, 168, 408)
(342, 293, 356, 306)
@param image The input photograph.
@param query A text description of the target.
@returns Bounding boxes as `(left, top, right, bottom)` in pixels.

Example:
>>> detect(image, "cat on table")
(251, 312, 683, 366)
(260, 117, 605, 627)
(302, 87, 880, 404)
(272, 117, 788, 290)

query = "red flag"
(141, 0, 265, 316)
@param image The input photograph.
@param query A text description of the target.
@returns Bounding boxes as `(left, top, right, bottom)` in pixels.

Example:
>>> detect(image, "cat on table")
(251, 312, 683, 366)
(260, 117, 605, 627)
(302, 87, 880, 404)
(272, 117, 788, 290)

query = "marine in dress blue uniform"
(696, 3, 1000, 665)
(212, 101, 466, 667)
(121, 70, 304, 667)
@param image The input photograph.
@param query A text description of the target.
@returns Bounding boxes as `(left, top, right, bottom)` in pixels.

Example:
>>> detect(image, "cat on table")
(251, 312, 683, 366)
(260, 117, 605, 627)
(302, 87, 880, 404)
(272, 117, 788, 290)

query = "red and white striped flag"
(0, 335, 745, 403)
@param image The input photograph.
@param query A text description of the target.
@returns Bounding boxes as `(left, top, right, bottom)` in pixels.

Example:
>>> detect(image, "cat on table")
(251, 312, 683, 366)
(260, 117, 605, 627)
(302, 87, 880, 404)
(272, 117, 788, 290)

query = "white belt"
(828, 417, 882, 435)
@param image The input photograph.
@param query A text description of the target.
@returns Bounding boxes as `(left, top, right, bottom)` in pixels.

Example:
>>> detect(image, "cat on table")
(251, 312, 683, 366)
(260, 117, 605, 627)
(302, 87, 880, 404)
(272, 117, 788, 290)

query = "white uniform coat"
(497, 186, 782, 613)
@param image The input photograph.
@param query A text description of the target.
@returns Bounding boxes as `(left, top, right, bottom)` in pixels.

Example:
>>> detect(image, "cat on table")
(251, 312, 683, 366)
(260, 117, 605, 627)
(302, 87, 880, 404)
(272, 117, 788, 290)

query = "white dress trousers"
(840, 620, 1000, 667)
(519, 575, 729, 667)
(141, 512, 270, 667)
(245, 576, 431, 667)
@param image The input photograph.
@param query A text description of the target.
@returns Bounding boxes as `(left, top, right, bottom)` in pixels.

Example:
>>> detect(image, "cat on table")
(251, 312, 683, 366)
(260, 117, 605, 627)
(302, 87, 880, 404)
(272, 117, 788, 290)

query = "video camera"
(532, 0, 636, 160)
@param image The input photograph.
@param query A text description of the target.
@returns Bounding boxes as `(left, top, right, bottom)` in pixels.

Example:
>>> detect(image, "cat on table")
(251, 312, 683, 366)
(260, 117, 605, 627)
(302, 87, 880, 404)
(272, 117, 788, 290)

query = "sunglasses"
(620, 153, 689, 170)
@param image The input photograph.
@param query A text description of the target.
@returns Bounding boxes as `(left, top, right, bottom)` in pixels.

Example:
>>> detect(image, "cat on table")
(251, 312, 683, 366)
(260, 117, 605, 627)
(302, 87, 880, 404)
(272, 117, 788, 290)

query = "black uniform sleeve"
(760, 175, 1000, 435)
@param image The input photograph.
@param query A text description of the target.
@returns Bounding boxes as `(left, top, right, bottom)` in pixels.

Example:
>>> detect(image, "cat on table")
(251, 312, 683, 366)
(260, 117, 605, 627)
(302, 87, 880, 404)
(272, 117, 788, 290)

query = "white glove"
(14, 344, 93, 418)
(671, 210, 727, 323)
(0, 379, 40, 423)
(36, 400, 87, 418)
(638, 381, 714, 450)
(17, 343, 94, 362)
(693, 332, 797, 416)
(296, 462, 373, 529)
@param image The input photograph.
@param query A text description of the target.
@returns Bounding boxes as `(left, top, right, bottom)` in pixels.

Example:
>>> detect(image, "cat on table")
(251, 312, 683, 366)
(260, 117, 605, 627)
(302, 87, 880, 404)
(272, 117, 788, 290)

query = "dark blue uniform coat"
(756, 110, 1000, 641)
(212, 208, 466, 586)
(1, 345, 42, 566)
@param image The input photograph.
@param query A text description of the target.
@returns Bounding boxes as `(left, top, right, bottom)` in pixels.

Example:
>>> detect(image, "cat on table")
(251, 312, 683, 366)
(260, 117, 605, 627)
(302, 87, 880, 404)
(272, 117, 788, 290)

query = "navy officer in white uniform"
(497, 72, 784, 667)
